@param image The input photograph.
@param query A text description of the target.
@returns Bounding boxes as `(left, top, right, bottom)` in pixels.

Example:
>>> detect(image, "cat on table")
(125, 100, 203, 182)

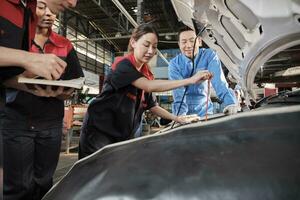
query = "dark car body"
(43, 0, 300, 199)
(43, 105, 300, 200)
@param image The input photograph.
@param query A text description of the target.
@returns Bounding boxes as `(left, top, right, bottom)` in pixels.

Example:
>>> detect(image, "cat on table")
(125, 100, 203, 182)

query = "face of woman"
(36, 0, 56, 28)
(131, 33, 158, 65)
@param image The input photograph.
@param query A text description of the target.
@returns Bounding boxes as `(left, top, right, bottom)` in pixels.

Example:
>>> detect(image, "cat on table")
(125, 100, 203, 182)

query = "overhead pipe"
(137, 0, 144, 24)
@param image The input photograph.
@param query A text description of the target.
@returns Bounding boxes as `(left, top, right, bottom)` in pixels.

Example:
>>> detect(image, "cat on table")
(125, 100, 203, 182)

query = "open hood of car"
(171, 0, 300, 98)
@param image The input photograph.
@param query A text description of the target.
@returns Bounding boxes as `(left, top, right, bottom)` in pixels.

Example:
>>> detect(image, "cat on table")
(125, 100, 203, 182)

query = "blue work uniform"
(168, 48, 236, 117)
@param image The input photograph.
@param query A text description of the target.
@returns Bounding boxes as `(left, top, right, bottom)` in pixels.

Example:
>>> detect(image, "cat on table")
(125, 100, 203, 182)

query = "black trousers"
(1, 97, 5, 200)
(78, 115, 114, 159)
(2, 127, 62, 200)
(0, 129, 3, 200)
(79, 127, 113, 160)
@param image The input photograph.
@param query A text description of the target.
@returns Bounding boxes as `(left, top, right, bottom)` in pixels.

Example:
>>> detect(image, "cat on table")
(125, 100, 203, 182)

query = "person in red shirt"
(0, 0, 77, 198)
(1, 0, 83, 199)
(79, 23, 212, 159)
(0, 0, 78, 199)
(0, 0, 78, 83)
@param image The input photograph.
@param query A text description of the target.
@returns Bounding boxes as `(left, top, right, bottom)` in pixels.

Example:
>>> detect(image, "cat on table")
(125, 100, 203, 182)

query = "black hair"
(128, 23, 159, 52)
(178, 25, 194, 40)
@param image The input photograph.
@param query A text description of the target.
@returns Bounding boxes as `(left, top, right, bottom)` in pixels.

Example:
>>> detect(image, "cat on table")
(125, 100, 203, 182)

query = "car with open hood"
(171, 0, 300, 100)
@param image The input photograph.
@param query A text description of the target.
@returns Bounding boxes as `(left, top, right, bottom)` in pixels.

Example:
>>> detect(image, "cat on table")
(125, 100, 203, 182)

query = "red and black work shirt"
(85, 54, 158, 141)
(0, 0, 37, 83)
(2, 30, 84, 130)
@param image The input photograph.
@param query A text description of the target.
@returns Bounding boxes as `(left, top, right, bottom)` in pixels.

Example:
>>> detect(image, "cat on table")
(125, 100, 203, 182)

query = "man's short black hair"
(178, 26, 194, 40)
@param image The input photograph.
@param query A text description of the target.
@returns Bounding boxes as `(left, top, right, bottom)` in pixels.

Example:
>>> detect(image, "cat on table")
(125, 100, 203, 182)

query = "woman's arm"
(132, 70, 212, 93)
(150, 105, 180, 122)
(150, 105, 201, 124)
(150, 105, 200, 124)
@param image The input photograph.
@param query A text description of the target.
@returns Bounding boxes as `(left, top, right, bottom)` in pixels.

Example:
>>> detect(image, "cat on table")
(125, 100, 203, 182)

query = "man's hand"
(56, 88, 75, 100)
(29, 85, 65, 97)
(27, 85, 74, 99)
(175, 114, 201, 124)
(23, 53, 67, 80)
(190, 70, 213, 84)
(223, 104, 239, 115)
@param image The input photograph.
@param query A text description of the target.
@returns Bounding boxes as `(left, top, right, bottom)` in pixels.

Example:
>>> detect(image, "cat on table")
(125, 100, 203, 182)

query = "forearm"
(152, 79, 193, 92)
(213, 81, 236, 105)
(208, 57, 235, 104)
(0, 47, 29, 68)
(150, 105, 201, 124)
(1, 46, 67, 80)
(133, 70, 211, 93)
(223, 90, 237, 105)
(133, 77, 193, 93)
(150, 105, 177, 121)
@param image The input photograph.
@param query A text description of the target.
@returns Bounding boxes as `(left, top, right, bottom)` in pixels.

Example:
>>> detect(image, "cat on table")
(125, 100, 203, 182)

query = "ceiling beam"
(70, 32, 178, 42)
(65, 9, 122, 51)
(92, 0, 130, 34)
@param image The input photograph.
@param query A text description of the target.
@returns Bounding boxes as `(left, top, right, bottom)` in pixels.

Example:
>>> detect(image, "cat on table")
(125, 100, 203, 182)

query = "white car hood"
(171, 0, 300, 97)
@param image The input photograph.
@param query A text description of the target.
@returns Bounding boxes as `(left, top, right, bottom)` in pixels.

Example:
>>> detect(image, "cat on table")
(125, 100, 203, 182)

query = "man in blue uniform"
(169, 26, 238, 117)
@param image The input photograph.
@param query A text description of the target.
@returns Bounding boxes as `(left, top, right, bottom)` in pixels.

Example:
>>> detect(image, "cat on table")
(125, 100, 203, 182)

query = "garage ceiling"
(67, 0, 182, 52)
(65, 0, 300, 86)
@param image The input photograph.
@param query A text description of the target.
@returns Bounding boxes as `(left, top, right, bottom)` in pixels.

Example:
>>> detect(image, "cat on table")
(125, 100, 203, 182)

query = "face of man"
(44, 0, 77, 14)
(178, 30, 201, 59)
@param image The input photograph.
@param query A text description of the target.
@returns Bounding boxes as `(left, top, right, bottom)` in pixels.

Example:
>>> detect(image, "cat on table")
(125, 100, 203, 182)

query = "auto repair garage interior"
(2, 0, 300, 199)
